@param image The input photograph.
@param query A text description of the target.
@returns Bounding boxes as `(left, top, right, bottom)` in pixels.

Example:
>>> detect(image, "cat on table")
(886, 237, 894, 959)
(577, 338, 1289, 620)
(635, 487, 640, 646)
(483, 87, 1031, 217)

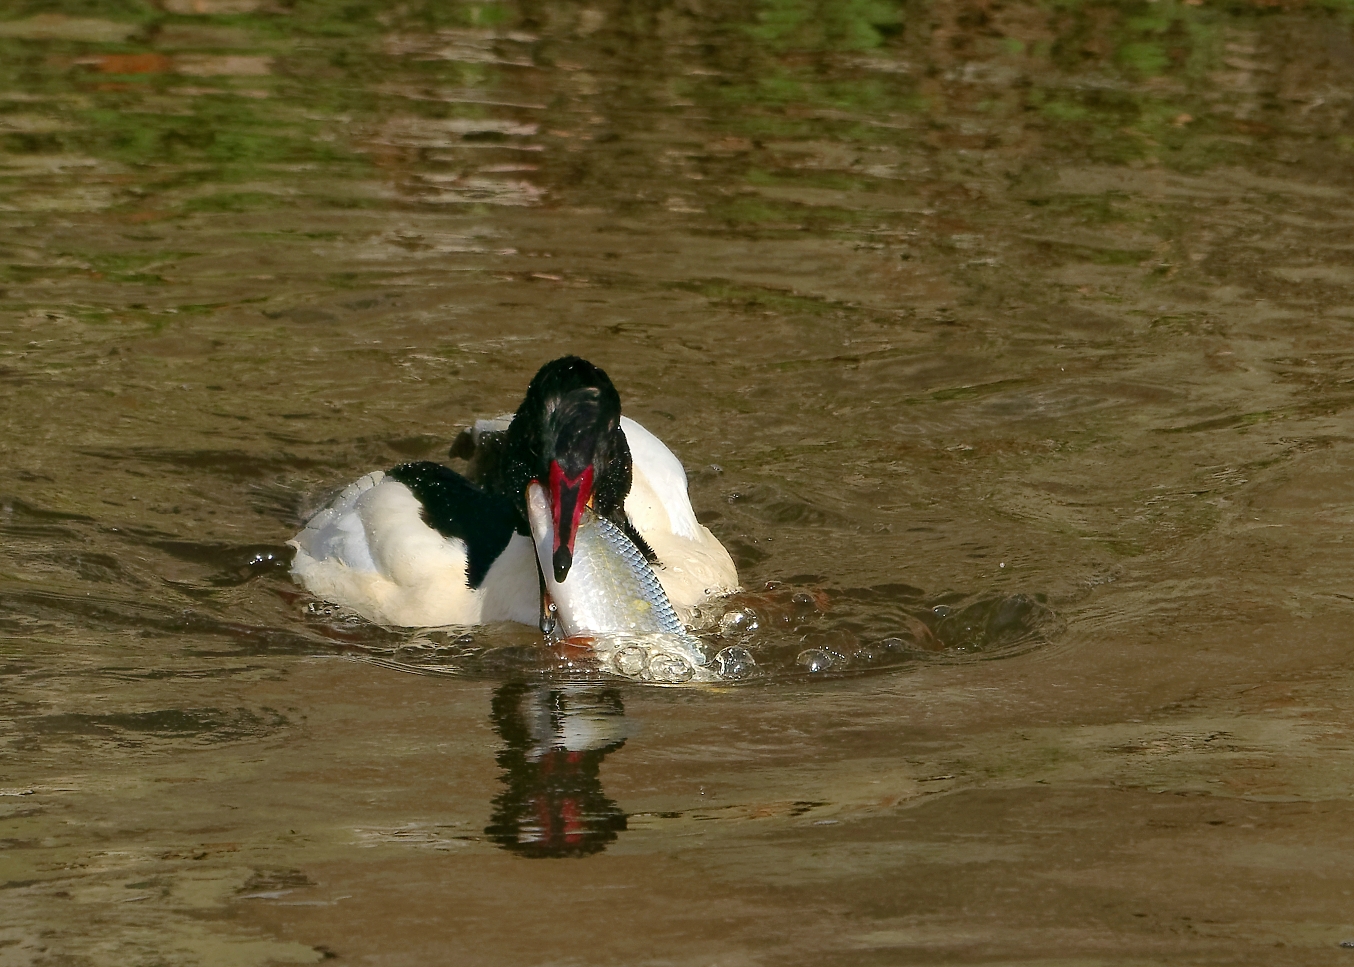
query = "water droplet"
(714, 645, 755, 679)
(796, 648, 835, 674)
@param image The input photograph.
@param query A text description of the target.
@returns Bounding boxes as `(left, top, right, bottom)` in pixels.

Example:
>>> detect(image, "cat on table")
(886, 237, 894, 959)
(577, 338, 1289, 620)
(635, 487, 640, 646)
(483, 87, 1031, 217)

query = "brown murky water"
(5, 0, 1354, 963)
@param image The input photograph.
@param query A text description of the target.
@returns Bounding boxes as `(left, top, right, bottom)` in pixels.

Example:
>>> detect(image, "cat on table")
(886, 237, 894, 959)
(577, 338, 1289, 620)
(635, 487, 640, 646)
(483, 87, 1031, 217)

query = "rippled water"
(6, 0, 1354, 963)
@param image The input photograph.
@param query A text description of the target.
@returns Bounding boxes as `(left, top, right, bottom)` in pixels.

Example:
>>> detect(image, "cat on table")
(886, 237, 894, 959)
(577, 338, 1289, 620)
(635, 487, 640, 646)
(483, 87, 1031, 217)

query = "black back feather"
(386, 462, 518, 588)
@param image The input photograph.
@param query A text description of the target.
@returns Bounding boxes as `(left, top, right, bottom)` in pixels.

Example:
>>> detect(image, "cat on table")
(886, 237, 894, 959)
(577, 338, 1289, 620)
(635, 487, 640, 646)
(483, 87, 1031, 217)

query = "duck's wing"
(619, 416, 702, 541)
(619, 417, 739, 616)
(290, 470, 386, 573)
(385, 461, 519, 588)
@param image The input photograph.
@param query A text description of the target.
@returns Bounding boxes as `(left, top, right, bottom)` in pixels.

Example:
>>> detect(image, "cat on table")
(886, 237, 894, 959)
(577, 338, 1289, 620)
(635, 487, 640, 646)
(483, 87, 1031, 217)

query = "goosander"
(289, 356, 738, 629)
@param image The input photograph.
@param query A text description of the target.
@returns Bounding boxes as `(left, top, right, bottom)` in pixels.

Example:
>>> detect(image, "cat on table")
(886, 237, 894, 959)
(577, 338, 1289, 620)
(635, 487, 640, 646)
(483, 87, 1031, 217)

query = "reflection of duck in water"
(290, 356, 737, 629)
(485, 683, 628, 858)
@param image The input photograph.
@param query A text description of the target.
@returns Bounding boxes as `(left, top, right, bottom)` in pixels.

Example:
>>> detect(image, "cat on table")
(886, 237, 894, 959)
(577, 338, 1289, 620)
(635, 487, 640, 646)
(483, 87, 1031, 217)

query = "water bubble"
(879, 637, 905, 651)
(713, 645, 755, 679)
(796, 648, 836, 674)
(613, 644, 647, 677)
(718, 609, 758, 637)
(645, 652, 695, 684)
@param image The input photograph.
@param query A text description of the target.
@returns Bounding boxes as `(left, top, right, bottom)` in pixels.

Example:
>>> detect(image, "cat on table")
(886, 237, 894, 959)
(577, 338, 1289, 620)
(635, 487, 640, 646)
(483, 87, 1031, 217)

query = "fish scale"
(587, 513, 686, 635)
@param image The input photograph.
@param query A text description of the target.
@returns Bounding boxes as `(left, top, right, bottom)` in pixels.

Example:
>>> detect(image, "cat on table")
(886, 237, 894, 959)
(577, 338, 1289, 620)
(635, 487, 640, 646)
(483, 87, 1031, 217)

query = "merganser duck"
(289, 356, 738, 629)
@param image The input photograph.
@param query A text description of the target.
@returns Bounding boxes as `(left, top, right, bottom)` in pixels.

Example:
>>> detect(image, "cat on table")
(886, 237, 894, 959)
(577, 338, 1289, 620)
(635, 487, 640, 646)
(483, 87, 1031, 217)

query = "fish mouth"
(547, 461, 594, 582)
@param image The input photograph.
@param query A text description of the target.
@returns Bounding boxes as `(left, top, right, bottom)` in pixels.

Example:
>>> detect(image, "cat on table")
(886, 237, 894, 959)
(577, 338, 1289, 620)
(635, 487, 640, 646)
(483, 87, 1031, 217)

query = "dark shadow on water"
(484, 682, 629, 858)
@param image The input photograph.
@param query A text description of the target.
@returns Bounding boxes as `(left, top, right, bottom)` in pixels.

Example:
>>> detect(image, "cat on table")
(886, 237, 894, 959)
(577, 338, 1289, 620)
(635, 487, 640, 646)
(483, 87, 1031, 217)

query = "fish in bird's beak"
(547, 460, 594, 582)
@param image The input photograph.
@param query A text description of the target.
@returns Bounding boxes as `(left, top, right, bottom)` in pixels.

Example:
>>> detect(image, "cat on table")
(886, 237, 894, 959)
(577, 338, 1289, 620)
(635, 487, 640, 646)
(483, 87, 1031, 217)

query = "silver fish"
(526, 481, 716, 682)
